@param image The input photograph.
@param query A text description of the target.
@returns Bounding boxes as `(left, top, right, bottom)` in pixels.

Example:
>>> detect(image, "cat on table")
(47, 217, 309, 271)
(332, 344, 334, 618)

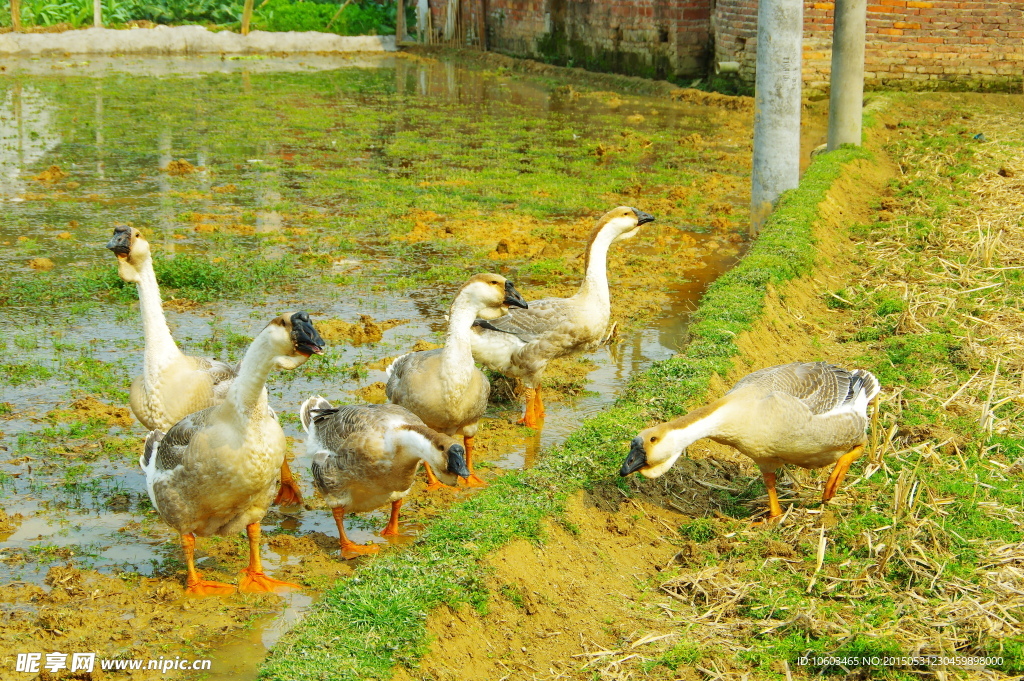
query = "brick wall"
(714, 0, 1024, 88)
(485, 0, 713, 79)
(467, 0, 1022, 87)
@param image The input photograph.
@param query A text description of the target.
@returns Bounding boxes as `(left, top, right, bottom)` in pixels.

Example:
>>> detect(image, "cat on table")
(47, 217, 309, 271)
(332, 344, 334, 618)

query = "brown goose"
(386, 273, 528, 488)
(300, 397, 470, 559)
(107, 225, 304, 505)
(469, 206, 655, 427)
(620, 362, 881, 520)
(141, 312, 325, 595)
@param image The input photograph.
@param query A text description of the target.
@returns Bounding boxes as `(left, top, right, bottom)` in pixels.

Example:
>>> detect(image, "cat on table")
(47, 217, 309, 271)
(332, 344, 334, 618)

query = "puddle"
(0, 53, 784, 678)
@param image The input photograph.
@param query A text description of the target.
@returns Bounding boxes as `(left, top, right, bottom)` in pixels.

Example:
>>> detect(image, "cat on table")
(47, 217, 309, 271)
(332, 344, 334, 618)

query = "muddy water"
(0, 54, 756, 678)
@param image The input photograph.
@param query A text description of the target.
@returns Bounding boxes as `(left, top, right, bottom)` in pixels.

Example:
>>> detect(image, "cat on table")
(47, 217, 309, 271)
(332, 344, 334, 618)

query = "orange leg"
(463, 435, 486, 487)
(239, 523, 302, 593)
(332, 506, 380, 560)
(181, 533, 235, 596)
(274, 460, 304, 507)
(518, 387, 544, 428)
(423, 462, 457, 491)
(517, 387, 537, 427)
(534, 386, 545, 419)
(380, 498, 403, 537)
(823, 445, 864, 502)
(760, 471, 785, 522)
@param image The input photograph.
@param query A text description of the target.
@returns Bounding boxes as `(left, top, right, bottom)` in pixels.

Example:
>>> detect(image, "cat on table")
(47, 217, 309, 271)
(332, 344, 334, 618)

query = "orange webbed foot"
(380, 525, 401, 538)
(274, 479, 304, 507)
(462, 474, 487, 488)
(238, 568, 301, 594)
(340, 540, 380, 560)
(424, 480, 458, 492)
(184, 576, 237, 597)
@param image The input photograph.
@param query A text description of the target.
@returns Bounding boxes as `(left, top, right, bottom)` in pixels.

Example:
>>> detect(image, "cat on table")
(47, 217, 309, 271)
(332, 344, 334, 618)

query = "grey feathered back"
(729, 362, 880, 415)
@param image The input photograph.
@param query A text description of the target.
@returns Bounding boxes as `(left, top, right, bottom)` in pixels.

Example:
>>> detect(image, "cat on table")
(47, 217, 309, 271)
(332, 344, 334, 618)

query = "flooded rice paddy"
(0, 53, 755, 677)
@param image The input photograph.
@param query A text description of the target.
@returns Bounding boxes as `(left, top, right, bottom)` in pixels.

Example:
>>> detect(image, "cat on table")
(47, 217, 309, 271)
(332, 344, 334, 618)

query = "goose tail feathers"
(300, 396, 334, 433)
(849, 369, 881, 413)
(141, 430, 164, 472)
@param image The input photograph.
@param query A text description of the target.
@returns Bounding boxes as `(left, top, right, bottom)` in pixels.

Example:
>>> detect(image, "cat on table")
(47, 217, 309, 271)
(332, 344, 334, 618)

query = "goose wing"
(730, 362, 865, 415)
(385, 349, 441, 400)
(312, 404, 419, 452)
(473, 298, 572, 342)
(143, 406, 216, 472)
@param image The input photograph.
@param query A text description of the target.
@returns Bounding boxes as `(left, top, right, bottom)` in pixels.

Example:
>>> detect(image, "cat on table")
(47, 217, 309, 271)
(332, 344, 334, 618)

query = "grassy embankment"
(257, 132, 873, 678)
(265, 93, 1024, 679)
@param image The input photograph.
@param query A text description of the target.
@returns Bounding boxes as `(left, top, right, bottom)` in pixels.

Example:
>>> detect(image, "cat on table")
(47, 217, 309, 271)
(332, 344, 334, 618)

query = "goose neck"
(577, 226, 616, 306)
(136, 259, 182, 372)
(225, 331, 277, 418)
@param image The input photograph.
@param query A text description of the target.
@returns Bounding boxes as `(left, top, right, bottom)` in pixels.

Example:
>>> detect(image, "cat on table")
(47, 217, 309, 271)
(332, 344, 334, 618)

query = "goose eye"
(437, 444, 444, 451)
(650, 436, 657, 443)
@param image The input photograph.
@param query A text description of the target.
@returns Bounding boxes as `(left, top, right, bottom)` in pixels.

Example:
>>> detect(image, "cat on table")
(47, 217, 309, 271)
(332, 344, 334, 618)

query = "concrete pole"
(750, 0, 803, 235)
(93, 0, 101, 27)
(827, 0, 866, 149)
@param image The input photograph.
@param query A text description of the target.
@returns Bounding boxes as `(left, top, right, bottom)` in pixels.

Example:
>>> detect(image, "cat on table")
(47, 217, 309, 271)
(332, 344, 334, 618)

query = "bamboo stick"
(396, 0, 405, 43)
(241, 0, 254, 35)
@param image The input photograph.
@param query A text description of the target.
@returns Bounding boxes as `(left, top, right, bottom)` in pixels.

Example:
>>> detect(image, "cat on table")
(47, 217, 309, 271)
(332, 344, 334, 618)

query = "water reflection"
(0, 85, 61, 200)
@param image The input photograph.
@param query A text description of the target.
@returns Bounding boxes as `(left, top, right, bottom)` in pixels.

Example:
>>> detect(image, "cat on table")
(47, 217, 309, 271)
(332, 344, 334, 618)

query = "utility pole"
(750, 0, 803, 235)
(827, 0, 867, 149)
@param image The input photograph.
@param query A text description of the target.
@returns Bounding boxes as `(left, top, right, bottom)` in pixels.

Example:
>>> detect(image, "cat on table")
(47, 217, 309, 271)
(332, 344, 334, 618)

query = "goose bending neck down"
(470, 206, 655, 428)
(620, 362, 881, 521)
(386, 273, 528, 489)
(300, 397, 470, 559)
(141, 312, 325, 595)
(107, 226, 305, 506)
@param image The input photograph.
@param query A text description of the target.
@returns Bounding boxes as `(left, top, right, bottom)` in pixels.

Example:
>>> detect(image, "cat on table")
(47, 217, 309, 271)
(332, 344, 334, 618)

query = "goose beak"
(291, 311, 326, 357)
(619, 437, 648, 476)
(503, 281, 529, 309)
(106, 226, 132, 257)
(632, 209, 655, 226)
(446, 443, 471, 479)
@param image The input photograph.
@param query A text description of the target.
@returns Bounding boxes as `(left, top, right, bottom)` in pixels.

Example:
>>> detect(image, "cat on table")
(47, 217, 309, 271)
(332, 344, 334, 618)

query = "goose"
(141, 311, 325, 595)
(386, 273, 528, 488)
(107, 225, 304, 506)
(470, 206, 655, 427)
(620, 362, 881, 521)
(299, 396, 471, 559)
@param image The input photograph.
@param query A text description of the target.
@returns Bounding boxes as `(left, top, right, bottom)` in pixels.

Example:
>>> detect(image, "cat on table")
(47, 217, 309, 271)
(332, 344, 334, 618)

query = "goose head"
(619, 421, 685, 479)
(426, 434, 471, 486)
(106, 225, 151, 283)
(456, 273, 528, 314)
(268, 311, 326, 370)
(601, 206, 655, 244)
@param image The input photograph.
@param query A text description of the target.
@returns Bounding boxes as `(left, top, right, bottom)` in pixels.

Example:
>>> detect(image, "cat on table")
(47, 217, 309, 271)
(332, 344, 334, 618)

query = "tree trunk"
(11, 0, 22, 32)
(94, 0, 102, 27)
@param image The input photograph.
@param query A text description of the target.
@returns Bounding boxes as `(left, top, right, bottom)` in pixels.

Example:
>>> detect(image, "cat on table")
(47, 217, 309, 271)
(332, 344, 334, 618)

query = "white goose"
(620, 362, 881, 520)
(385, 273, 528, 488)
(142, 312, 325, 595)
(107, 225, 304, 505)
(299, 397, 470, 558)
(470, 206, 655, 427)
